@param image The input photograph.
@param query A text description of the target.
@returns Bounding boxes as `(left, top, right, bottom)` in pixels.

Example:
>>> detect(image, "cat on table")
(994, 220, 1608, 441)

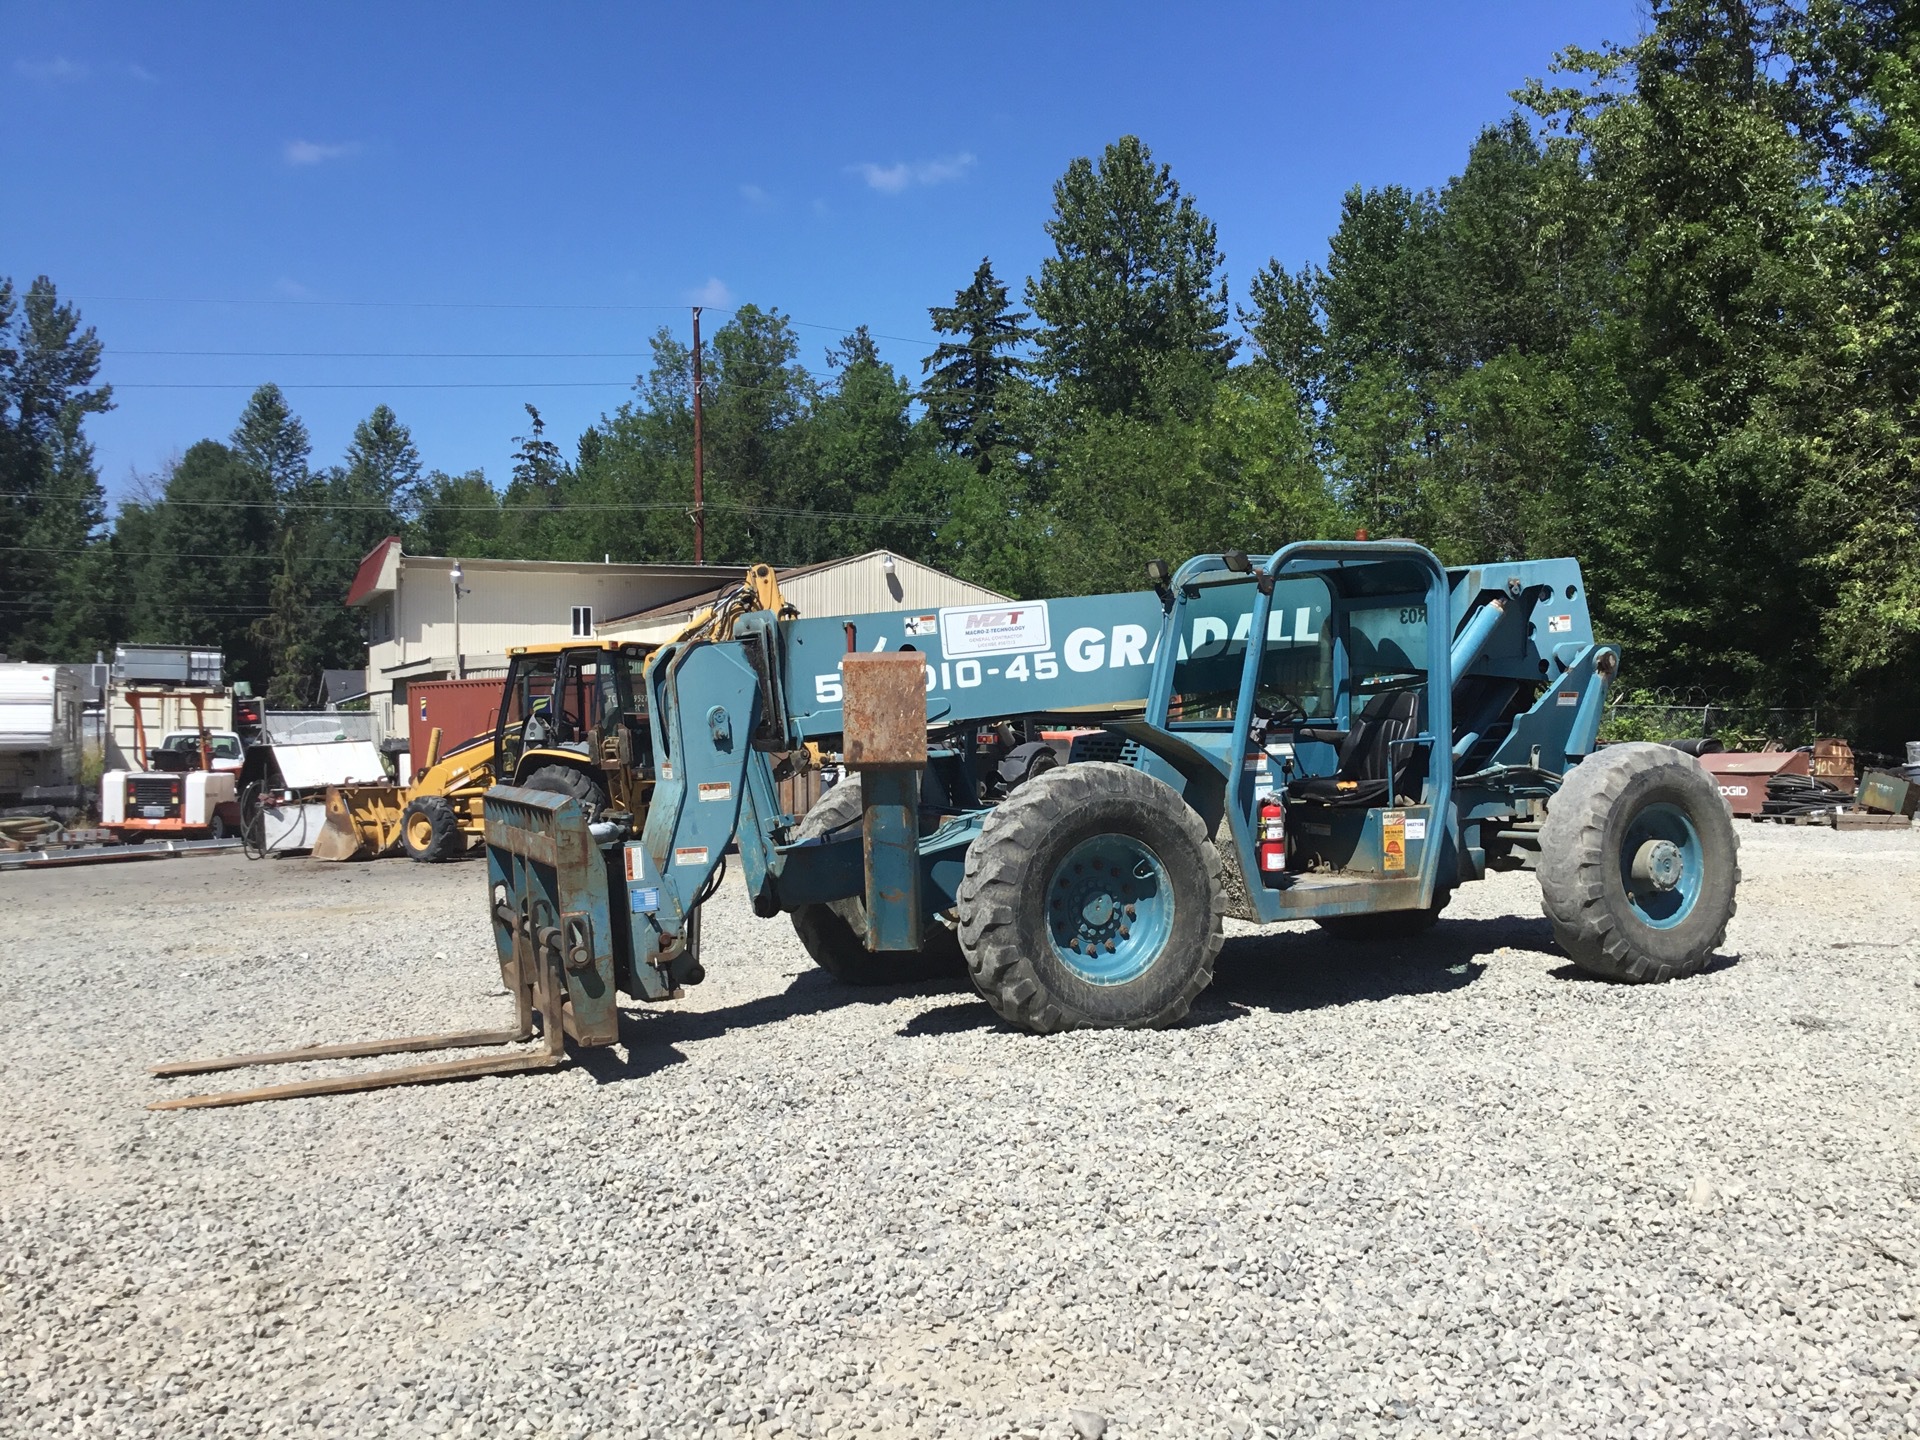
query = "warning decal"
(697, 781, 732, 803)
(673, 846, 710, 868)
(1382, 809, 1407, 873)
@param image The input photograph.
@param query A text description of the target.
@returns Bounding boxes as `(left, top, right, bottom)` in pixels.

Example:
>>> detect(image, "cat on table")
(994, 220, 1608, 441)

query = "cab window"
(1169, 575, 1335, 726)
(1345, 599, 1429, 697)
(498, 654, 559, 767)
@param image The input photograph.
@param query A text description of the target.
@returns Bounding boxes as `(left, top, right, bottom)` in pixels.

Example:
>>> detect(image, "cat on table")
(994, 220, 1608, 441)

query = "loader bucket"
(310, 784, 401, 862)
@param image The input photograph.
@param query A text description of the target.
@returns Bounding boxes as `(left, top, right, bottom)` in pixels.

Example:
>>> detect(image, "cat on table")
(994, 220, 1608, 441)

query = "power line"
(3, 493, 945, 523)
(115, 349, 655, 358)
(1, 544, 284, 562)
(72, 295, 946, 351)
(110, 380, 640, 391)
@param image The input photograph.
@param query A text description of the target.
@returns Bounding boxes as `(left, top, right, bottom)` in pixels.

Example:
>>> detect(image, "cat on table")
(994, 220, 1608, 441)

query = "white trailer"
(0, 663, 83, 802)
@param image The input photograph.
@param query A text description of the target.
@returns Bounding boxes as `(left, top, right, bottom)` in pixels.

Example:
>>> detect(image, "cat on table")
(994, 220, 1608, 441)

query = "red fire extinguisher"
(1258, 797, 1286, 877)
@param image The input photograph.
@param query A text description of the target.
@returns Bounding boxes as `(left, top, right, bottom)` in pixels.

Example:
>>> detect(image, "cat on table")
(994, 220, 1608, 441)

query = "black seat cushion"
(1285, 689, 1421, 808)
(1286, 775, 1391, 807)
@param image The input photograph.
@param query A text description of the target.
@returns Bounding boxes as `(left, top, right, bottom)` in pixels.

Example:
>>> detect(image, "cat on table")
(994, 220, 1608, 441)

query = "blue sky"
(1, 2, 1642, 507)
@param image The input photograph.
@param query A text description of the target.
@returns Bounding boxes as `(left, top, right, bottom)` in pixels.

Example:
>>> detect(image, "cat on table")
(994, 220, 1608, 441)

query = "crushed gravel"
(2, 824, 1917, 1438)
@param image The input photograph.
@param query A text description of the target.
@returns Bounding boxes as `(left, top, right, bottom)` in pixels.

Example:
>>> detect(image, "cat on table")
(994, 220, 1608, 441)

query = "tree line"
(1, 1, 1915, 740)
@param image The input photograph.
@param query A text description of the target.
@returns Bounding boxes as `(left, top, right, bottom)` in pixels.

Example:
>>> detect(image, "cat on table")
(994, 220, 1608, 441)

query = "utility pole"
(691, 306, 706, 566)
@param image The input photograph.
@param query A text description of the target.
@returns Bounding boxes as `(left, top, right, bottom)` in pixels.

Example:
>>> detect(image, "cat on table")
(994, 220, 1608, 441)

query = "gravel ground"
(2, 824, 1917, 1439)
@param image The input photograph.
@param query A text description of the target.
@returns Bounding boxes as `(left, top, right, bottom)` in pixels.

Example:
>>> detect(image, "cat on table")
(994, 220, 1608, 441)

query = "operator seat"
(1285, 689, 1425, 808)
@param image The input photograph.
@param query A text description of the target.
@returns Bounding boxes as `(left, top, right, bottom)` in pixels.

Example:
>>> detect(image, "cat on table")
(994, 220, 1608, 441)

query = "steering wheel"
(1253, 689, 1309, 723)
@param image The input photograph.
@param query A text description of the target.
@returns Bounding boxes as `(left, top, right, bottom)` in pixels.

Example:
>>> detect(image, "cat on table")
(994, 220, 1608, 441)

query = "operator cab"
(1148, 545, 1449, 914)
(495, 644, 655, 799)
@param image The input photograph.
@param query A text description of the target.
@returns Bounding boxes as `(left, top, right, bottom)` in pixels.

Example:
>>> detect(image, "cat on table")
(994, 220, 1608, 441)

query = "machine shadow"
(1189, 913, 1567, 1021)
(1546, 950, 1742, 984)
(573, 967, 978, 1083)
(896, 913, 1568, 1038)
(574, 913, 1581, 1078)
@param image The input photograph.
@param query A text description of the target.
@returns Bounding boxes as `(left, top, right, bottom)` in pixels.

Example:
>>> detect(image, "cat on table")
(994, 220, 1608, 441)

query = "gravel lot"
(2, 824, 1917, 1439)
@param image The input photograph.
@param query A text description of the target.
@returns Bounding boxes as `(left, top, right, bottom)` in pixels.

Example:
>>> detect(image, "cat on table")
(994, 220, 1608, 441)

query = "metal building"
(596, 550, 1010, 643)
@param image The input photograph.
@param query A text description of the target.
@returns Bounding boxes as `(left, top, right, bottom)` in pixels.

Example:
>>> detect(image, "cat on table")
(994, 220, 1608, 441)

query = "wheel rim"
(1045, 834, 1173, 985)
(407, 814, 436, 851)
(1618, 800, 1701, 930)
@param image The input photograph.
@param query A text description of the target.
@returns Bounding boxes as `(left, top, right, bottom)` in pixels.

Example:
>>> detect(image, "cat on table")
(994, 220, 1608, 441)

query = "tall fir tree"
(135, 440, 278, 683)
(921, 259, 1035, 474)
(229, 384, 312, 495)
(0, 276, 114, 661)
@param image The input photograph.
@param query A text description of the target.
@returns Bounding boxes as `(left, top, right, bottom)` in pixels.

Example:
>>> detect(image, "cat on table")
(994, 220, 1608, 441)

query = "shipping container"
(406, 677, 508, 766)
(113, 645, 224, 687)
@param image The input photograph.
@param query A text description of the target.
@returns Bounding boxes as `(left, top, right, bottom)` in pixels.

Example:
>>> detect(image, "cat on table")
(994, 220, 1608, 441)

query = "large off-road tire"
(789, 778, 965, 985)
(956, 763, 1224, 1033)
(518, 764, 608, 824)
(401, 795, 466, 863)
(1315, 887, 1452, 941)
(1538, 743, 1739, 982)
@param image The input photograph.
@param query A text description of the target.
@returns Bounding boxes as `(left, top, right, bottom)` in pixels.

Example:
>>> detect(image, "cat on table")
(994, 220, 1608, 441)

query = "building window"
(571, 605, 593, 637)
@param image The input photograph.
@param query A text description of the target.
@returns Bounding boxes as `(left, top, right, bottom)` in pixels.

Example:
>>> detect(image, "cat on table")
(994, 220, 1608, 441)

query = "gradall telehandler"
(152, 541, 1739, 1108)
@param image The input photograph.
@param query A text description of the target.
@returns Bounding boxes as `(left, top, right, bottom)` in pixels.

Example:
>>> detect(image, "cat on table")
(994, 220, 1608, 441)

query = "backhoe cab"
(312, 639, 655, 863)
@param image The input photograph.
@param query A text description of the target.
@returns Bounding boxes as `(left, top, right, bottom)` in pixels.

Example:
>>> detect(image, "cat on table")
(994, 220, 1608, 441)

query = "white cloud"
(274, 277, 317, 300)
(687, 277, 734, 307)
(14, 57, 88, 83)
(849, 152, 975, 194)
(283, 139, 360, 167)
(126, 63, 159, 84)
(738, 183, 773, 207)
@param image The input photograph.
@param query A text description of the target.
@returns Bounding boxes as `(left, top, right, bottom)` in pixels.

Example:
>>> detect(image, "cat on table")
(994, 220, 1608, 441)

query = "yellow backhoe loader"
(313, 565, 795, 862)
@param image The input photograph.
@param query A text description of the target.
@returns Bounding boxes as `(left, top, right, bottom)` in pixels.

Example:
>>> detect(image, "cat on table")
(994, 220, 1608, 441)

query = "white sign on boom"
(938, 602, 1052, 658)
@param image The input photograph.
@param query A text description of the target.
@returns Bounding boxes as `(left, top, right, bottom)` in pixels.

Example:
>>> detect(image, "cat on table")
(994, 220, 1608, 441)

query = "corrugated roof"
(599, 550, 999, 627)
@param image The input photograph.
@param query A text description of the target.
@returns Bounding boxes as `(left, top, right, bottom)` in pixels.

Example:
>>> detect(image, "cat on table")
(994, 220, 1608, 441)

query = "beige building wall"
(348, 542, 743, 738)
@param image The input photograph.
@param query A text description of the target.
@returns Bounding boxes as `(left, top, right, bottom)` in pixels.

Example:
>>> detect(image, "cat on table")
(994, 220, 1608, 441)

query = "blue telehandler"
(151, 541, 1738, 1107)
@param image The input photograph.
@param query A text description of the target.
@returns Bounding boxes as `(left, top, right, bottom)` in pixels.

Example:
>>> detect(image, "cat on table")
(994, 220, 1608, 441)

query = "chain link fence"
(1599, 687, 1822, 751)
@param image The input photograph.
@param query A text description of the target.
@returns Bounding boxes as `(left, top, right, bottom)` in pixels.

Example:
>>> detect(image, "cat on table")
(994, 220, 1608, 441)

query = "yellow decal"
(1382, 809, 1407, 873)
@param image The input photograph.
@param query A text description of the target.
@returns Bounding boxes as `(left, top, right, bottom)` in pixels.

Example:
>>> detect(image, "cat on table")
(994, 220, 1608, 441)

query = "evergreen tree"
(1027, 135, 1235, 422)
(0, 276, 114, 661)
(702, 305, 815, 561)
(801, 327, 941, 562)
(1522, 0, 1837, 697)
(255, 404, 419, 704)
(921, 259, 1035, 473)
(229, 384, 311, 495)
(1240, 260, 1326, 433)
(134, 440, 278, 684)
(508, 404, 564, 497)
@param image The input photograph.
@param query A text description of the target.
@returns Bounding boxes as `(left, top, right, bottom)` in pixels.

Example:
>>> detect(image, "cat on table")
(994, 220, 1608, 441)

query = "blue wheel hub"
(1619, 801, 1701, 929)
(1046, 834, 1173, 985)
